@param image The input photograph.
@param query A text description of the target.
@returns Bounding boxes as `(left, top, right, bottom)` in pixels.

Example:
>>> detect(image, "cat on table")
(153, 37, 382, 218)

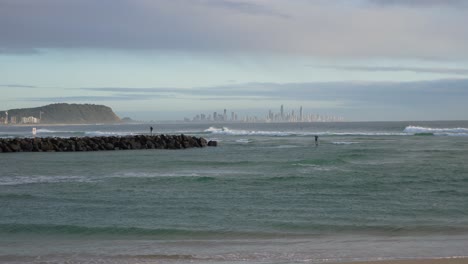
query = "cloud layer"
(23, 78, 468, 107)
(1, 0, 468, 58)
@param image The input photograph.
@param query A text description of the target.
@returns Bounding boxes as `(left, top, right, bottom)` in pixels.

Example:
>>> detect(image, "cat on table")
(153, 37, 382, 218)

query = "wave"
(332, 141, 359, 145)
(204, 127, 406, 137)
(235, 138, 252, 143)
(204, 127, 291, 136)
(38, 129, 136, 137)
(0, 224, 217, 237)
(2, 223, 467, 237)
(36, 128, 64, 133)
(204, 126, 468, 137)
(84, 131, 137, 137)
(4, 129, 140, 138)
(0, 175, 95, 186)
(404, 126, 468, 136)
(0, 193, 35, 199)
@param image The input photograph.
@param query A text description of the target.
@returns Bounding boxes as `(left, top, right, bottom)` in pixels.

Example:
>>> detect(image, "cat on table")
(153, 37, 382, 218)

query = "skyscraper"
(280, 105, 284, 121)
(299, 106, 303, 122)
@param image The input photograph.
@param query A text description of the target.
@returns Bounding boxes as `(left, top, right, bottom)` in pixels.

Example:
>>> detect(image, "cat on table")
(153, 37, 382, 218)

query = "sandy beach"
(339, 258, 468, 264)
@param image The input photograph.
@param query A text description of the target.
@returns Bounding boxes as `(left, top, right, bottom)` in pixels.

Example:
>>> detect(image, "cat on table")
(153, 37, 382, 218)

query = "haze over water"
(1, 121, 468, 263)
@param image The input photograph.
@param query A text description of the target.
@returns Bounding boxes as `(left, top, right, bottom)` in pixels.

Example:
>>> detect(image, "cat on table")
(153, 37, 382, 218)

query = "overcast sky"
(1, 0, 468, 121)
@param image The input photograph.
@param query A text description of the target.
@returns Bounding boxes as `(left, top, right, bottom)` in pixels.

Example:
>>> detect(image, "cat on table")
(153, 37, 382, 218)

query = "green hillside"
(1, 103, 121, 124)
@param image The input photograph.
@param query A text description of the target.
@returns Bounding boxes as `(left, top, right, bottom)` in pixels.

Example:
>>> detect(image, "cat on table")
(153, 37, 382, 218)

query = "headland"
(0, 103, 121, 125)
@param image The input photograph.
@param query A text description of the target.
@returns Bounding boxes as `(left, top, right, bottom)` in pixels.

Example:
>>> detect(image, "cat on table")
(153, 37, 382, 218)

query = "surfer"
(150, 126, 153, 136)
(315, 135, 319, 146)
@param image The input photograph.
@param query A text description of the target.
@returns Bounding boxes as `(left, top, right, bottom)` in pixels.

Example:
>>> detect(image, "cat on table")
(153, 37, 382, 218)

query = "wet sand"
(339, 258, 468, 264)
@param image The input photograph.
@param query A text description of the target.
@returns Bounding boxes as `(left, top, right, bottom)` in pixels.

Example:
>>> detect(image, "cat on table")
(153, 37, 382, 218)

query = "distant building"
(280, 105, 284, 120)
(300, 106, 303, 122)
(21, 116, 39, 124)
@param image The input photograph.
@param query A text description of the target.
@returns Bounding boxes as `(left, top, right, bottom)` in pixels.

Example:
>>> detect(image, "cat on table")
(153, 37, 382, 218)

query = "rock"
(198, 137, 208, 147)
(20, 141, 34, 152)
(0, 134, 210, 153)
(104, 143, 115, 150)
(2, 145, 12, 152)
(207, 141, 218, 147)
(9, 143, 21, 152)
(146, 142, 155, 149)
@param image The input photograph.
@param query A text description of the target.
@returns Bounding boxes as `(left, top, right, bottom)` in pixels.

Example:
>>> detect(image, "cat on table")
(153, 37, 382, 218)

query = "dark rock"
(2, 145, 12, 152)
(146, 142, 155, 149)
(207, 141, 218, 147)
(104, 143, 114, 150)
(20, 141, 34, 152)
(0, 134, 210, 153)
(198, 137, 208, 147)
(9, 143, 21, 152)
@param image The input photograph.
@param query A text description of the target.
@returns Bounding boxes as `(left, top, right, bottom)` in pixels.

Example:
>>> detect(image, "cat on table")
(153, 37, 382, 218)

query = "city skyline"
(186, 104, 343, 123)
(1, 0, 468, 121)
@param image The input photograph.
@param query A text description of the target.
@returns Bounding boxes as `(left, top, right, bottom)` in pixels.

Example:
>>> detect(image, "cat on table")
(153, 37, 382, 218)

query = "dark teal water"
(1, 121, 468, 263)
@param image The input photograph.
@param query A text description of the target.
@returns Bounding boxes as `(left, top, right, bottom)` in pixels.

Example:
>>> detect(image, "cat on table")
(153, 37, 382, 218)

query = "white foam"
(204, 127, 291, 136)
(235, 139, 252, 143)
(204, 127, 406, 137)
(332, 141, 359, 145)
(84, 131, 136, 137)
(0, 175, 95, 186)
(36, 128, 60, 133)
(273, 145, 299, 149)
(403, 126, 468, 136)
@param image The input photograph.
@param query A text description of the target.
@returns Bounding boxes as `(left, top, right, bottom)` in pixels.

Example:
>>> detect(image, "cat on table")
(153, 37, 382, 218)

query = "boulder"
(104, 143, 115, 150)
(198, 137, 208, 147)
(9, 143, 22, 152)
(207, 141, 218, 147)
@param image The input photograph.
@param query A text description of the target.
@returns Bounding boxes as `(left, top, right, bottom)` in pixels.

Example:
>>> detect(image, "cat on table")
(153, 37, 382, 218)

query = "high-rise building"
(280, 105, 284, 120)
(299, 106, 303, 122)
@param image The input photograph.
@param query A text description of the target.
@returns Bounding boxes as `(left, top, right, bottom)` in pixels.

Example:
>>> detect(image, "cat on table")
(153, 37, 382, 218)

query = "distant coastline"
(0, 103, 121, 125)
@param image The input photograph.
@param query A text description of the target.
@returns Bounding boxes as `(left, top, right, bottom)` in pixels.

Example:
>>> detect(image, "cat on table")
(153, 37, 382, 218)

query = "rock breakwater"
(0, 135, 216, 153)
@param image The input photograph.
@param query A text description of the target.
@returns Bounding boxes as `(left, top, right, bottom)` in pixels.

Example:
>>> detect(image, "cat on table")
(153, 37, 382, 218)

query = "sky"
(1, 0, 468, 121)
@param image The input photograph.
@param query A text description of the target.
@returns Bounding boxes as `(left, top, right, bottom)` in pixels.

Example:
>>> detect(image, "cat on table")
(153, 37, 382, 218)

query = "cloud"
(367, 0, 468, 8)
(19, 78, 468, 120)
(71, 78, 468, 106)
(317, 65, 468, 75)
(24, 94, 174, 102)
(0, 84, 37, 88)
(0, 47, 40, 55)
(1, 0, 468, 59)
(194, 0, 289, 18)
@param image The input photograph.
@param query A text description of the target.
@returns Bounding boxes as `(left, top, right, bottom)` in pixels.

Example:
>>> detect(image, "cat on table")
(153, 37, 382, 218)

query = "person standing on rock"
(150, 126, 154, 136)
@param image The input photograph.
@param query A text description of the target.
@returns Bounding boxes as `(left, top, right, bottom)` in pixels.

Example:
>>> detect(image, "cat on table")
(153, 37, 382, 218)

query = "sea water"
(0, 121, 468, 264)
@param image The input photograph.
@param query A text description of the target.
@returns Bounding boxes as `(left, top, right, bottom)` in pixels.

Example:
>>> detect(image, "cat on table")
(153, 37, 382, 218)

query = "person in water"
(150, 126, 153, 136)
(315, 135, 319, 145)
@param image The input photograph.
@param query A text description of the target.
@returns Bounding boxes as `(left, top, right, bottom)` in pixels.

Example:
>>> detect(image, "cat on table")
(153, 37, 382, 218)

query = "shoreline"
(335, 258, 468, 264)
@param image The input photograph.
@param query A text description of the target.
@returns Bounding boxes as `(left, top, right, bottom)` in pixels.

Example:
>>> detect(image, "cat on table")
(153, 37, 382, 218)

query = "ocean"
(0, 121, 467, 264)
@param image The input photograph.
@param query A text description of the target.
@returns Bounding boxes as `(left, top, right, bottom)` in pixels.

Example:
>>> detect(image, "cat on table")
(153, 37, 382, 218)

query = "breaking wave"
(403, 126, 468, 136)
(204, 127, 291, 136)
(204, 126, 468, 137)
(204, 127, 405, 137)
